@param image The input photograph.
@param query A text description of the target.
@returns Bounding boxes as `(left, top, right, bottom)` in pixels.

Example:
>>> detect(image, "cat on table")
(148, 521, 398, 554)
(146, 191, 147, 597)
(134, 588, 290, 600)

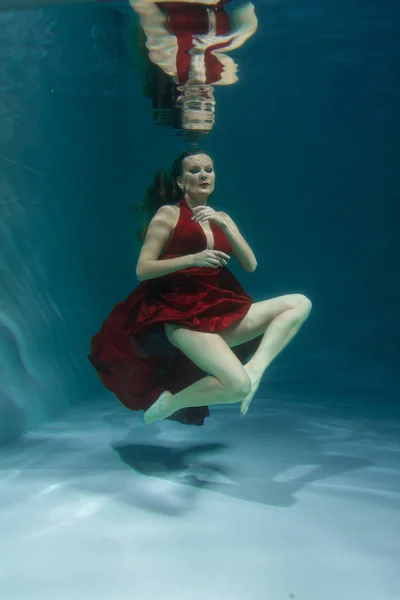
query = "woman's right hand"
(192, 249, 231, 268)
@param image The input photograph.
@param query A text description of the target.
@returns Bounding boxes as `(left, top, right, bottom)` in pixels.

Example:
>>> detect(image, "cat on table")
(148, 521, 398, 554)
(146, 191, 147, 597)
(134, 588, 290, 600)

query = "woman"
(89, 149, 312, 426)
(127, 0, 258, 138)
(129, 0, 257, 87)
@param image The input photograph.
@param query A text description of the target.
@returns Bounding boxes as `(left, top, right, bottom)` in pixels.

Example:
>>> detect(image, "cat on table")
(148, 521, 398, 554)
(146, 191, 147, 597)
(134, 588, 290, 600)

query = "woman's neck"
(183, 192, 209, 209)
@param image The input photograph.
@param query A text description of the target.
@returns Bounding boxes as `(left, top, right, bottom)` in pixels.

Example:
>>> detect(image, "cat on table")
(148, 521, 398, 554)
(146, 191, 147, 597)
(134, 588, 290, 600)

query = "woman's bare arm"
(220, 212, 257, 272)
(136, 206, 195, 281)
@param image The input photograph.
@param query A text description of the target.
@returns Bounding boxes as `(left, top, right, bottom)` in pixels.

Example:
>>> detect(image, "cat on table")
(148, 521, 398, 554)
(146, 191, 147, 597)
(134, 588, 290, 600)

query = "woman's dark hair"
(134, 148, 210, 242)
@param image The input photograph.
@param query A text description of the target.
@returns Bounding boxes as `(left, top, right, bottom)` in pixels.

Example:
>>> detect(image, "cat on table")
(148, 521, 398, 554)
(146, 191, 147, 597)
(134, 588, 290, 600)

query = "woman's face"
(177, 153, 215, 199)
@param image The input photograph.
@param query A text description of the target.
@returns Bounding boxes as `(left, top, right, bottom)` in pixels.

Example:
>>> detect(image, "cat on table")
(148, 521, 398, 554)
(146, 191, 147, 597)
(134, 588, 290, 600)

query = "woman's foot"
(240, 363, 262, 417)
(144, 391, 174, 425)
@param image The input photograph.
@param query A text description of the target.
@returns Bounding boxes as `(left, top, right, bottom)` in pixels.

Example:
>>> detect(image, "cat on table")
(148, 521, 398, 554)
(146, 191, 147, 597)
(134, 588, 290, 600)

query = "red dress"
(157, 1, 233, 85)
(88, 196, 261, 425)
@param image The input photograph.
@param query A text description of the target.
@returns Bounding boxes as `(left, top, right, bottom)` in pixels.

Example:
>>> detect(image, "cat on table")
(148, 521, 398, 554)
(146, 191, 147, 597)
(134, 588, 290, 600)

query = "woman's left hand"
(191, 206, 227, 228)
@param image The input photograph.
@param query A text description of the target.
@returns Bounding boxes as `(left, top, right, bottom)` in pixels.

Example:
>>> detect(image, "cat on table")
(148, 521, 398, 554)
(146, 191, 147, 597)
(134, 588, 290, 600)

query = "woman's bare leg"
(144, 327, 251, 424)
(240, 296, 312, 415)
(219, 294, 312, 415)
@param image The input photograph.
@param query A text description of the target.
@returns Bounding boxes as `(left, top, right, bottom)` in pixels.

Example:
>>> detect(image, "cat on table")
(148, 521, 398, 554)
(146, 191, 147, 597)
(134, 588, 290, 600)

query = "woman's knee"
(226, 369, 252, 397)
(291, 294, 312, 318)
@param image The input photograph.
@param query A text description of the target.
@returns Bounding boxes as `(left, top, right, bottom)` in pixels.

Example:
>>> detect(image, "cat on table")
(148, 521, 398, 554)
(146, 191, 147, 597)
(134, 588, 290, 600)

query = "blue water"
(0, 3, 399, 598)
(1, 0, 399, 445)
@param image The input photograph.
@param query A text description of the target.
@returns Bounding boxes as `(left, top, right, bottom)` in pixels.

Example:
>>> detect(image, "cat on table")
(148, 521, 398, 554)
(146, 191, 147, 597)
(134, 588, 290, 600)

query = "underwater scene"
(0, 1, 399, 599)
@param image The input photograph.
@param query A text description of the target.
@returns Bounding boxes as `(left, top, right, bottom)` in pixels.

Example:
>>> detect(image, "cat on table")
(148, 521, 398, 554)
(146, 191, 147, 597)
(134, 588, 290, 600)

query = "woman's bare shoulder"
(155, 203, 180, 226)
(137, 204, 180, 265)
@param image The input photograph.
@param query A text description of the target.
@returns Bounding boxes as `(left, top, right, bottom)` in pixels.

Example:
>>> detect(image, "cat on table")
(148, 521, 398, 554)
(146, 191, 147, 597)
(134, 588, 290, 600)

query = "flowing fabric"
(157, 1, 232, 85)
(88, 196, 261, 425)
